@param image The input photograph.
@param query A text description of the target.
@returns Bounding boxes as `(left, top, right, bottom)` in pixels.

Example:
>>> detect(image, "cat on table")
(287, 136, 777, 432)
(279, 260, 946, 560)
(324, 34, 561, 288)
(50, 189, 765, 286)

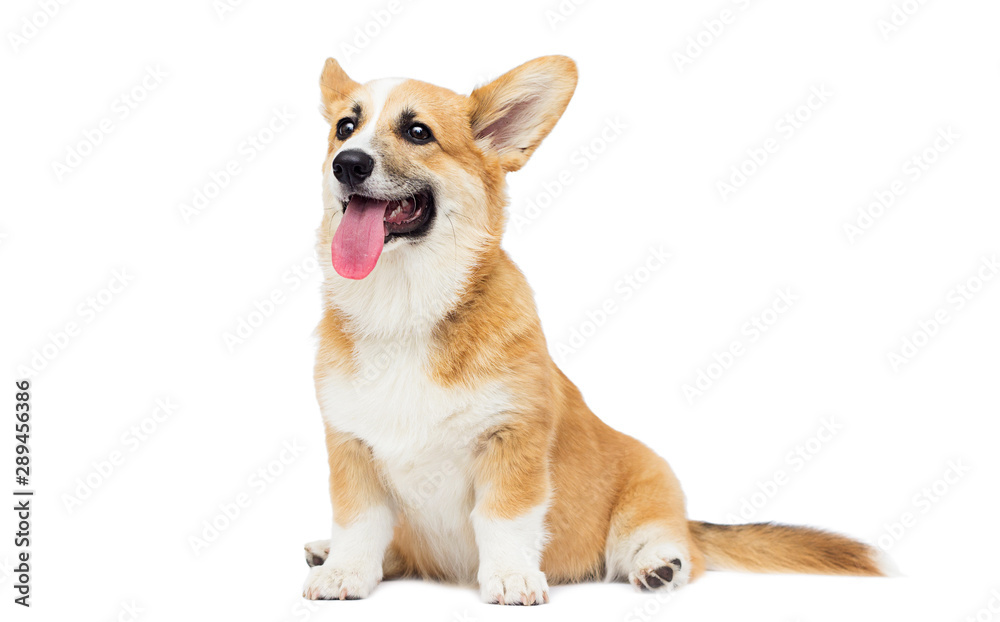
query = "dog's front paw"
(479, 569, 549, 605)
(302, 562, 380, 600)
(628, 544, 690, 592)
(304, 539, 330, 567)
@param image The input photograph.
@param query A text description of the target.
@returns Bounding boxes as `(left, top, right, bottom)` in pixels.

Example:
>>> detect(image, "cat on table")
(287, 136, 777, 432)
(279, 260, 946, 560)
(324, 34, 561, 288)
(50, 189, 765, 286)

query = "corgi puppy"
(302, 56, 887, 605)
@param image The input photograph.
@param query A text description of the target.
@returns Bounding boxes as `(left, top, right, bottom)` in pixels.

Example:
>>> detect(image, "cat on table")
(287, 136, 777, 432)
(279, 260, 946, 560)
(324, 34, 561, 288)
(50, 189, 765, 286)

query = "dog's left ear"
(468, 56, 578, 173)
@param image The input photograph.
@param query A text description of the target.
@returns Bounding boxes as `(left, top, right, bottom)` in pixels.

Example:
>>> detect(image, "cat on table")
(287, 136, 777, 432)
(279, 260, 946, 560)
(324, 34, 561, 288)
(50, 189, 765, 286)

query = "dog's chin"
(339, 188, 436, 248)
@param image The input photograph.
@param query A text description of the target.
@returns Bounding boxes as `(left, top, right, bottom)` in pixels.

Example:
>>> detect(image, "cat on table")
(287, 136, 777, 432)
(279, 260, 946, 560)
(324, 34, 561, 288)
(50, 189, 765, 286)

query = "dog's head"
(318, 56, 577, 281)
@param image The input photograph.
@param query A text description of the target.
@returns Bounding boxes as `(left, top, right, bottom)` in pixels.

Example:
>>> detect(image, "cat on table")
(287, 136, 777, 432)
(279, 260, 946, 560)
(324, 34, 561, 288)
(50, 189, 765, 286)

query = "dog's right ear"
(319, 58, 360, 124)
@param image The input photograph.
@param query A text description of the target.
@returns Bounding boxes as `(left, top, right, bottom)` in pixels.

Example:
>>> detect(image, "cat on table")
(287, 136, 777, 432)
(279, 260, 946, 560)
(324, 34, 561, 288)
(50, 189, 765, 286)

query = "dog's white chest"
(317, 333, 510, 578)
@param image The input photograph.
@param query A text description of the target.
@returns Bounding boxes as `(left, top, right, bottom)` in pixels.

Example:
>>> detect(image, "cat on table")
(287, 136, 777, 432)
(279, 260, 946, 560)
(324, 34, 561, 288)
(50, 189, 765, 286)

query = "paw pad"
(633, 557, 684, 591)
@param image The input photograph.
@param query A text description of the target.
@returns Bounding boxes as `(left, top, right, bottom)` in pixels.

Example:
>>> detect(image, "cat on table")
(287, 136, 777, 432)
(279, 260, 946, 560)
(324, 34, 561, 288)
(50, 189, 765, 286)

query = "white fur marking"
(317, 333, 514, 583)
(340, 78, 405, 155)
(473, 501, 550, 604)
(606, 524, 691, 591)
(302, 506, 395, 600)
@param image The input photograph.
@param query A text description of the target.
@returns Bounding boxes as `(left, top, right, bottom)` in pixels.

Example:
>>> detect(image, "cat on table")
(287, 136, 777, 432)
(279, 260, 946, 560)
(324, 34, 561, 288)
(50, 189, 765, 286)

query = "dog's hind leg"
(604, 440, 705, 592)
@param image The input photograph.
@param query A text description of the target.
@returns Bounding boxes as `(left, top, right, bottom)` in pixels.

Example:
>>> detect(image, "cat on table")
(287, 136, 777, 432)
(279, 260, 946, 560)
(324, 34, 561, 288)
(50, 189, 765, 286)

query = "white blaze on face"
(330, 78, 409, 280)
(339, 78, 406, 156)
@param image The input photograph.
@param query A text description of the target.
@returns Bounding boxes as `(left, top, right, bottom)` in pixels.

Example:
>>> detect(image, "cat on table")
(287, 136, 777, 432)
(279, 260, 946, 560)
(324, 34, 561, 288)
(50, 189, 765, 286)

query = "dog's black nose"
(332, 149, 374, 187)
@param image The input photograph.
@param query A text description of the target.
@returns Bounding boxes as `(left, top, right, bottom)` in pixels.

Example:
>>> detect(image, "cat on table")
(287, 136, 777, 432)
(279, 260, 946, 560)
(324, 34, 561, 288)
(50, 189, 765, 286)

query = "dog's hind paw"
(304, 539, 330, 567)
(628, 544, 690, 592)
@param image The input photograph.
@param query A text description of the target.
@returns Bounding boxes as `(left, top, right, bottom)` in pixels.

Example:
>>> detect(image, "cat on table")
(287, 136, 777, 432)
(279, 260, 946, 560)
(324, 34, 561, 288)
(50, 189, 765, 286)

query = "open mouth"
(330, 189, 435, 280)
(342, 189, 435, 242)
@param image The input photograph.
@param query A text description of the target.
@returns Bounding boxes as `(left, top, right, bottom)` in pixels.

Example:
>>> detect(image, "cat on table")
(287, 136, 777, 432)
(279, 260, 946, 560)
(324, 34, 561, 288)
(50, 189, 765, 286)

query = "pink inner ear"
(478, 95, 541, 150)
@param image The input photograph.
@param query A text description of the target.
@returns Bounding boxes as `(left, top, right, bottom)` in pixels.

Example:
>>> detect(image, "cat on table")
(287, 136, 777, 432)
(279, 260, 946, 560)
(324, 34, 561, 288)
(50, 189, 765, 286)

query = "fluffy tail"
(689, 521, 888, 577)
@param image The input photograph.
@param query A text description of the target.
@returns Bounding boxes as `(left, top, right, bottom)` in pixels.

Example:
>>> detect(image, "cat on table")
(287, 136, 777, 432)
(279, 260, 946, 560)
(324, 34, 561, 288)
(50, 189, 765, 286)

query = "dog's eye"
(405, 123, 434, 144)
(336, 118, 356, 140)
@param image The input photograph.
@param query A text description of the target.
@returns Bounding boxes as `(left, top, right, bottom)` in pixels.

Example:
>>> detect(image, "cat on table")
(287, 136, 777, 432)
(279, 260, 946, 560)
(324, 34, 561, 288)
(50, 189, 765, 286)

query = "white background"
(2, 0, 999, 620)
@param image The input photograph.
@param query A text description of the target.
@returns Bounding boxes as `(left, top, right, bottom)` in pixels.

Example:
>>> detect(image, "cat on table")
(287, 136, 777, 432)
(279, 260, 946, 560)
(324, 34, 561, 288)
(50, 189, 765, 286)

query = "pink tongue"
(331, 196, 389, 279)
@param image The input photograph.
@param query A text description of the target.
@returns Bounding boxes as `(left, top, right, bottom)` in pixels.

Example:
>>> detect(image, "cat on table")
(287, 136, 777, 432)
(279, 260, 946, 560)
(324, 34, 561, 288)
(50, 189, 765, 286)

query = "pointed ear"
(468, 56, 578, 172)
(319, 58, 361, 124)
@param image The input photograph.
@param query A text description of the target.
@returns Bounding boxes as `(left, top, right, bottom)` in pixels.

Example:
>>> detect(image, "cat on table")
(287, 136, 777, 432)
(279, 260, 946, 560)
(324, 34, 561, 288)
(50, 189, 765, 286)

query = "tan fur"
(320, 58, 361, 130)
(313, 306, 355, 377)
(468, 55, 578, 172)
(323, 423, 387, 526)
(689, 521, 884, 576)
(308, 56, 884, 599)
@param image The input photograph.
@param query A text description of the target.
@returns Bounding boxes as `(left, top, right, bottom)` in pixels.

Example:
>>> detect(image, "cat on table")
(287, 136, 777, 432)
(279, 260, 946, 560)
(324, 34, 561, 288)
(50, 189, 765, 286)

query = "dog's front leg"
(471, 421, 552, 605)
(303, 426, 394, 600)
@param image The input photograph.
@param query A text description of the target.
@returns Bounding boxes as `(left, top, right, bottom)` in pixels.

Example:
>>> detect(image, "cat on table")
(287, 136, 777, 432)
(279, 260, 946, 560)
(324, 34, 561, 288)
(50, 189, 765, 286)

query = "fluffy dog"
(302, 56, 887, 604)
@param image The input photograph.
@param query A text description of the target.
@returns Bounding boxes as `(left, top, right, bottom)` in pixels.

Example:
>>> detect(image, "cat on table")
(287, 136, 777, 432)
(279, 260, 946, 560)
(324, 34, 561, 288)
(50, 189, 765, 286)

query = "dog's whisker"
(445, 212, 458, 264)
